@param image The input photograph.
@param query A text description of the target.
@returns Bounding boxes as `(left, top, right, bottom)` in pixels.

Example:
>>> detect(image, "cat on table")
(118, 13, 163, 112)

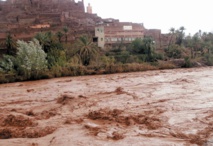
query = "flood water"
(0, 67, 213, 146)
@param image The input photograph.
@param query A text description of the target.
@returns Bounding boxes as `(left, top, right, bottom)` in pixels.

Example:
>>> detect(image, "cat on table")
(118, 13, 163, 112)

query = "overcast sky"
(83, 0, 213, 35)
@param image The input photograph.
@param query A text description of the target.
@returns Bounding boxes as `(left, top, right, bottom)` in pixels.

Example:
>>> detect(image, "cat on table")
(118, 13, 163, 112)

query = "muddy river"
(0, 67, 213, 146)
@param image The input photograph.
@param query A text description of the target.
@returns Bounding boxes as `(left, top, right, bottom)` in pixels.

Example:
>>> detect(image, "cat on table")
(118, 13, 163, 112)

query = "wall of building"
(95, 26, 105, 48)
(145, 29, 162, 49)
(0, 0, 102, 44)
(0, 0, 172, 51)
(87, 3, 92, 14)
(144, 29, 175, 49)
(30, 24, 50, 29)
(95, 21, 145, 48)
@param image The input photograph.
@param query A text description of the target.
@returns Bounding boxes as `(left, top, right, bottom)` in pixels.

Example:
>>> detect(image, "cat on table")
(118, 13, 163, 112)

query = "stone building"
(144, 29, 161, 49)
(144, 29, 174, 49)
(87, 3, 92, 14)
(0, 0, 102, 43)
(95, 19, 145, 48)
(0, 0, 172, 51)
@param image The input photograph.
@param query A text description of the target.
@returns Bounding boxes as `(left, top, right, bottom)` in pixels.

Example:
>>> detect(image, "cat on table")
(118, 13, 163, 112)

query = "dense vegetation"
(1, 27, 213, 83)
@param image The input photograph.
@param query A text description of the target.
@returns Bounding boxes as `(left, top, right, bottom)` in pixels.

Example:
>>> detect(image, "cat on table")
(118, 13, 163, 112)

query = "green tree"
(169, 27, 175, 47)
(63, 26, 69, 43)
(130, 37, 158, 62)
(0, 55, 15, 73)
(192, 34, 202, 58)
(5, 33, 16, 55)
(35, 32, 63, 53)
(47, 49, 67, 68)
(165, 44, 182, 59)
(176, 26, 185, 46)
(16, 39, 48, 79)
(56, 31, 64, 43)
(34, 32, 51, 52)
(202, 32, 213, 54)
(143, 37, 155, 57)
(131, 38, 144, 54)
(73, 35, 99, 66)
(184, 35, 194, 58)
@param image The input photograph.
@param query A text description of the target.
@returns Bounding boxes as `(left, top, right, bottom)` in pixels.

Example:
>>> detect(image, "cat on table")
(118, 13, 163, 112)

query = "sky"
(82, 0, 213, 35)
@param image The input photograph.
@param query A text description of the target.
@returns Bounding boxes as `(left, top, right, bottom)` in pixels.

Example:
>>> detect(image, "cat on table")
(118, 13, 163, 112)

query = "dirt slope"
(0, 67, 213, 146)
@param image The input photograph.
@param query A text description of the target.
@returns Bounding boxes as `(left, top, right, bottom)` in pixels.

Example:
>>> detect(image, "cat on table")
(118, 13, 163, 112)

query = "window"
(111, 38, 117, 42)
(93, 37, 98, 42)
(101, 38, 103, 41)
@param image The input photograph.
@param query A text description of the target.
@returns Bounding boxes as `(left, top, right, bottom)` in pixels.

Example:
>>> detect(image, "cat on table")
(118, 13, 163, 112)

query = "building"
(87, 3, 92, 14)
(0, 0, 172, 50)
(95, 19, 145, 48)
(144, 29, 175, 49)
(0, 0, 102, 42)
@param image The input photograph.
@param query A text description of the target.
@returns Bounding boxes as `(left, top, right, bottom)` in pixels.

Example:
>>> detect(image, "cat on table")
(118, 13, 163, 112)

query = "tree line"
(0, 26, 213, 83)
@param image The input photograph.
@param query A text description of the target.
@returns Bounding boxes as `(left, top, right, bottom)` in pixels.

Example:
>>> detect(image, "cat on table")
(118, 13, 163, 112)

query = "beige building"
(94, 26, 105, 48)
(95, 20, 145, 48)
(87, 3, 92, 14)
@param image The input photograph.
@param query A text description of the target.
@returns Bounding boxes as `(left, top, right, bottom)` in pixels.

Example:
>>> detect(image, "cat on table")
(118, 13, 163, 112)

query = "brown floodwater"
(0, 67, 213, 146)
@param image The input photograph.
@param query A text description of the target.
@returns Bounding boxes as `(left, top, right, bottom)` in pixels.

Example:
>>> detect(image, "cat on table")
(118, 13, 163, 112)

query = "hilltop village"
(0, 0, 171, 49)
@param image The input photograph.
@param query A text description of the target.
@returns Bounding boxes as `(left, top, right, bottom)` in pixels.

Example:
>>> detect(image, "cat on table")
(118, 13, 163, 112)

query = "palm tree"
(63, 26, 69, 43)
(5, 33, 16, 55)
(143, 37, 155, 61)
(56, 31, 64, 43)
(74, 35, 99, 66)
(202, 32, 212, 54)
(198, 30, 202, 38)
(34, 32, 51, 52)
(169, 27, 175, 47)
(179, 26, 185, 32)
(176, 26, 186, 46)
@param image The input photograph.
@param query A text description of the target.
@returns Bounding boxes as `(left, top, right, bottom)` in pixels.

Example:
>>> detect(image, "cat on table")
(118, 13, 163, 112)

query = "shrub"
(165, 45, 183, 59)
(89, 56, 115, 68)
(103, 63, 157, 74)
(47, 49, 67, 68)
(50, 66, 62, 77)
(182, 57, 192, 68)
(0, 72, 16, 83)
(65, 65, 87, 76)
(0, 72, 8, 83)
(126, 55, 140, 63)
(157, 61, 176, 69)
(0, 55, 15, 73)
(204, 54, 213, 66)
